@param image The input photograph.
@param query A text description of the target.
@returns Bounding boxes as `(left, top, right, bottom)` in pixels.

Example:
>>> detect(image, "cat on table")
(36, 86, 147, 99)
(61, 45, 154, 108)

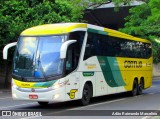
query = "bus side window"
(68, 31, 85, 67)
(66, 45, 75, 74)
(84, 32, 100, 60)
(66, 49, 72, 71)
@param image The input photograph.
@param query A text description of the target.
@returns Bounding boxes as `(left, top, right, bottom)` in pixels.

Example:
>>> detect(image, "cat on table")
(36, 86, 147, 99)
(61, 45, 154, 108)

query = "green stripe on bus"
(88, 28, 108, 35)
(34, 80, 57, 87)
(97, 56, 126, 87)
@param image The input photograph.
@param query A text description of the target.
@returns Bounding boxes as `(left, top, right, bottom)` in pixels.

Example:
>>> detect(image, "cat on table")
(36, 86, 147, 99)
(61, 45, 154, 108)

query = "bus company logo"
(21, 83, 31, 87)
(124, 61, 142, 68)
(146, 63, 151, 67)
(85, 63, 96, 69)
(67, 89, 78, 99)
(31, 88, 35, 92)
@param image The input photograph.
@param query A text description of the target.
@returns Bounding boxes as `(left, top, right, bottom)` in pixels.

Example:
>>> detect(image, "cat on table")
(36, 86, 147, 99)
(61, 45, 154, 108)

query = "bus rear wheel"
(138, 80, 144, 95)
(130, 80, 138, 96)
(38, 101, 49, 106)
(80, 83, 92, 106)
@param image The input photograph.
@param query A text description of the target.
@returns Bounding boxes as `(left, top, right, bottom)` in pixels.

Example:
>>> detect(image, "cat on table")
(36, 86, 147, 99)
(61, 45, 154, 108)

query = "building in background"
(84, 1, 144, 29)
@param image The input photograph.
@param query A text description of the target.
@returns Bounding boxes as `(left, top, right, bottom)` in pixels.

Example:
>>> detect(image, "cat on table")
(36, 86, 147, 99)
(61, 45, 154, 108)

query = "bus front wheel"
(80, 83, 92, 106)
(38, 101, 49, 106)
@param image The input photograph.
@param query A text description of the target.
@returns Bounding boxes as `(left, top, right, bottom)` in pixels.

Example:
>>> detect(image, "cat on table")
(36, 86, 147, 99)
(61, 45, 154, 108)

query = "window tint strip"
(87, 28, 108, 35)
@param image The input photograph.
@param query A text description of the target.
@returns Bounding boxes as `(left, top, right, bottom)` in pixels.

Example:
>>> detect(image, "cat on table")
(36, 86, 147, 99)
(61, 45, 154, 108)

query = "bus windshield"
(13, 35, 66, 80)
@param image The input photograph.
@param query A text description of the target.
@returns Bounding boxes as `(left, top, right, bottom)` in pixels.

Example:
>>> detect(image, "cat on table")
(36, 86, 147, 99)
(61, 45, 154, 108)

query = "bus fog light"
(12, 82, 18, 89)
(53, 94, 60, 99)
(12, 93, 17, 98)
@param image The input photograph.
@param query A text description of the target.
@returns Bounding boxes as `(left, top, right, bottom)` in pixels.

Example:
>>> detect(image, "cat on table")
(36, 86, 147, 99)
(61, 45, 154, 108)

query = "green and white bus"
(3, 23, 152, 106)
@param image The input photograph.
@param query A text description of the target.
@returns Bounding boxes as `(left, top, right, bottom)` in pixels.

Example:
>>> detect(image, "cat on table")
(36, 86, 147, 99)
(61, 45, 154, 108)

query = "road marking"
(10, 91, 160, 119)
(148, 91, 160, 95)
(70, 98, 127, 110)
(20, 98, 128, 119)
(151, 86, 156, 88)
(0, 97, 12, 100)
(148, 93, 155, 95)
(20, 93, 155, 119)
(6, 87, 160, 118)
(0, 102, 36, 109)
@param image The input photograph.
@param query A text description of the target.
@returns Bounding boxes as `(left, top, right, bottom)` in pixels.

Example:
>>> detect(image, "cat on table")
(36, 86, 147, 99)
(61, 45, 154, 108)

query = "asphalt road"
(0, 78, 160, 119)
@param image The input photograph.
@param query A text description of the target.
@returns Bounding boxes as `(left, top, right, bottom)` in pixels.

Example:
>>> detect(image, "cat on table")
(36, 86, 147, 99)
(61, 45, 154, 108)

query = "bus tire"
(137, 80, 144, 95)
(38, 101, 49, 106)
(80, 83, 92, 106)
(130, 80, 138, 96)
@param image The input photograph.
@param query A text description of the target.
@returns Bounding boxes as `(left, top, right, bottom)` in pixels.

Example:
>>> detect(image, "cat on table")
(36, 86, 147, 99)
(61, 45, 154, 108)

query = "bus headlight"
(51, 81, 68, 90)
(12, 81, 18, 89)
(52, 84, 61, 89)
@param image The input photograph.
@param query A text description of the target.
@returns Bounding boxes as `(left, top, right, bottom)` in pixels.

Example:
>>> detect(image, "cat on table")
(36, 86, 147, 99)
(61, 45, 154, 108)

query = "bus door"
(65, 45, 80, 100)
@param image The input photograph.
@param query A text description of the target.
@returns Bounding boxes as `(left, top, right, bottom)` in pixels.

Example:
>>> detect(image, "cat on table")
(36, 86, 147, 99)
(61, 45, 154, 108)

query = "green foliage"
(0, 0, 84, 60)
(1, 0, 156, 62)
(0, 0, 131, 60)
(120, 0, 160, 63)
(0, 0, 83, 42)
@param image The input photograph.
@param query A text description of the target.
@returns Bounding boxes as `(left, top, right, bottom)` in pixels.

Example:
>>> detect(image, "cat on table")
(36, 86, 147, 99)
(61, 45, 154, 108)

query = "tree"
(0, 0, 153, 61)
(119, 0, 160, 63)
(0, 0, 84, 61)
(0, 0, 146, 45)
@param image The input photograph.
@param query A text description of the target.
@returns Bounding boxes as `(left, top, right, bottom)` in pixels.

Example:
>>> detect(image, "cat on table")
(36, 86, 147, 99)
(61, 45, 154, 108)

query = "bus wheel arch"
(79, 81, 93, 106)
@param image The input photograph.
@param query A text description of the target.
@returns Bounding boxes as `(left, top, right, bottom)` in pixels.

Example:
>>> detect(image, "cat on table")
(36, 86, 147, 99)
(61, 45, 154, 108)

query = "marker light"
(53, 94, 60, 99)
(51, 80, 68, 90)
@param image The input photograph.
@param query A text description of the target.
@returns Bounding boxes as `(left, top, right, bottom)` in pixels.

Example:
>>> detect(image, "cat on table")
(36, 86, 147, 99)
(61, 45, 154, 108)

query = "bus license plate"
(29, 94, 38, 99)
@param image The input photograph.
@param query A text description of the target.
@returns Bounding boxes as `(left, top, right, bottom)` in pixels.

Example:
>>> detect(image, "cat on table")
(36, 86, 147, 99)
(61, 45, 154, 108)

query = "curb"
(0, 89, 11, 93)
(153, 77, 160, 79)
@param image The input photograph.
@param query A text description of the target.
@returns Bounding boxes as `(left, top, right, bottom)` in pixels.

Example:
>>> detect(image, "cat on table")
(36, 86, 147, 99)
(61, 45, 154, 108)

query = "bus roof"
(21, 23, 150, 43)
(21, 23, 87, 36)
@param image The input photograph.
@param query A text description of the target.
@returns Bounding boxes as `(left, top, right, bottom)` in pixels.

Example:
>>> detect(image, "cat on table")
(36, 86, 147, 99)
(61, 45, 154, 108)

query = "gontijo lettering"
(124, 61, 142, 68)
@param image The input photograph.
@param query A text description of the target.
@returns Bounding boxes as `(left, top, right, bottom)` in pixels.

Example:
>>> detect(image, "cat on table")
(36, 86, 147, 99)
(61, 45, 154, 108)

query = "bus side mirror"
(3, 42, 17, 60)
(60, 40, 77, 59)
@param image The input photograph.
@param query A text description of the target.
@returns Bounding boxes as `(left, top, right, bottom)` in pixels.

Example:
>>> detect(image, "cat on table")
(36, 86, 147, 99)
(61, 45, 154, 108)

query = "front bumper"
(12, 86, 66, 102)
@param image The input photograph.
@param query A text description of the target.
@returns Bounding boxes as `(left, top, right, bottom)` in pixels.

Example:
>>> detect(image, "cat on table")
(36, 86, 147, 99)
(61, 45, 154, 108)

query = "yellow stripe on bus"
(14, 79, 36, 88)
